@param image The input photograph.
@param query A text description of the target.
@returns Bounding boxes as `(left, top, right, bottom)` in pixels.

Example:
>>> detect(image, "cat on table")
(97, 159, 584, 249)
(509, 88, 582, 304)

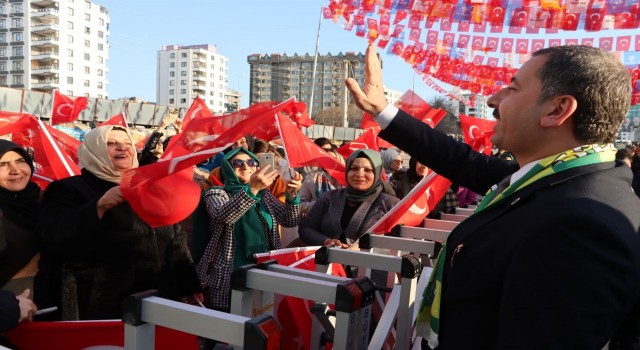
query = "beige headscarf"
(78, 125, 139, 184)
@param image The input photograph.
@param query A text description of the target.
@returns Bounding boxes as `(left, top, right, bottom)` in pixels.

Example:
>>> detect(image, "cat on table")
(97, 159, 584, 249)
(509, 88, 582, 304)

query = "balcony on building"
(31, 33, 59, 48)
(30, 7, 59, 20)
(31, 63, 59, 77)
(192, 52, 206, 63)
(31, 77, 59, 90)
(192, 72, 206, 82)
(30, 0, 59, 8)
(192, 63, 205, 71)
(31, 49, 59, 60)
(30, 19, 59, 35)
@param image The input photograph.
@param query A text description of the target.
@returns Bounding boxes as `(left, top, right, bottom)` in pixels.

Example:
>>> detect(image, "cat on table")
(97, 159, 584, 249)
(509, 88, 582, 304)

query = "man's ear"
(540, 95, 577, 128)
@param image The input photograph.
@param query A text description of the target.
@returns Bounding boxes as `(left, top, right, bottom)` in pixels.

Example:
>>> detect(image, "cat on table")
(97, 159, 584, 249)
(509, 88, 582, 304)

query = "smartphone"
(258, 152, 275, 171)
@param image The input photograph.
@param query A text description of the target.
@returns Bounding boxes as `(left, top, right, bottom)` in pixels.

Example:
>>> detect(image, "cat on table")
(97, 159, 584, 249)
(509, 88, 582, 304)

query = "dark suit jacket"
(380, 110, 640, 349)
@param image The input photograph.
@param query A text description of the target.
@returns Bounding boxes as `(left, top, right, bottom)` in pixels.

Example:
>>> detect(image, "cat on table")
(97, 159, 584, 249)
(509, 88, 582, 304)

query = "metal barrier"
(314, 246, 421, 350)
(122, 290, 281, 350)
(230, 262, 375, 350)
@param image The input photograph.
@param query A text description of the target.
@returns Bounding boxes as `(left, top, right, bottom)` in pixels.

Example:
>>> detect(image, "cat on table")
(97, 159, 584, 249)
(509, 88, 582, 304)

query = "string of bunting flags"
(323, 0, 640, 105)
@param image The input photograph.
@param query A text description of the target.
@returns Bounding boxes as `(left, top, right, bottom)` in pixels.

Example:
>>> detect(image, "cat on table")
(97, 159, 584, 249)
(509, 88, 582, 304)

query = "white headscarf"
(78, 125, 139, 184)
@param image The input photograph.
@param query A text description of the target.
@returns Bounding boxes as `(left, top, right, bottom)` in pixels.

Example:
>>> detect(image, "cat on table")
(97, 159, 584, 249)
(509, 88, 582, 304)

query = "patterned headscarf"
(345, 149, 383, 203)
(78, 126, 139, 184)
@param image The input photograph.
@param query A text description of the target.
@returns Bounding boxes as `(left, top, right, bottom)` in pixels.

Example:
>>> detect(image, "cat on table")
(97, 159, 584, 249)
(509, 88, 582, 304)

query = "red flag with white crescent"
(459, 114, 496, 155)
(368, 171, 452, 235)
(182, 96, 213, 128)
(276, 113, 346, 186)
(51, 91, 88, 125)
(100, 113, 128, 128)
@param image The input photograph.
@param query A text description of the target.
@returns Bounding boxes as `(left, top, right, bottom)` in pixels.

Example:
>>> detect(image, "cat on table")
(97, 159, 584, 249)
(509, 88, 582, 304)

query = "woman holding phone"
(196, 147, 302, 312)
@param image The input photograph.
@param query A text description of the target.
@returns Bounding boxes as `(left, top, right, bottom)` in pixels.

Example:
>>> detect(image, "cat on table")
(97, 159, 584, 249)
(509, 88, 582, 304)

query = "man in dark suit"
(346, 44, 640, 349)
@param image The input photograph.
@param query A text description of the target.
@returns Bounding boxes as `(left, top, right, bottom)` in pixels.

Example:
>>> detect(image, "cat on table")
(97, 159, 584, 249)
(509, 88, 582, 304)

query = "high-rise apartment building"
(456, 94, 490, 119)
(0, 0, 110, 98)
(156, 44, 229, 114)
(247, 52, 369, 117)
(384, 87, 402, 106)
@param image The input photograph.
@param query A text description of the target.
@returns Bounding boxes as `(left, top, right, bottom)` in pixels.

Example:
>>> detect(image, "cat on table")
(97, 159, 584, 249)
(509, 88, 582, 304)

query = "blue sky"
(98, 0, 438, 108)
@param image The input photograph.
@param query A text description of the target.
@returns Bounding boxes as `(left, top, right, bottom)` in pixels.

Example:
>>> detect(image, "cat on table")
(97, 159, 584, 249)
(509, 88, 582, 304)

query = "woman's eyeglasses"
(230, 159, 259, 168)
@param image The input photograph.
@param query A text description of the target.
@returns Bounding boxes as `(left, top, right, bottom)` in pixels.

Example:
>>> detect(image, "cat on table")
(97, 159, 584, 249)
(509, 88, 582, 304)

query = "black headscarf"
(0, 140, 41, 229)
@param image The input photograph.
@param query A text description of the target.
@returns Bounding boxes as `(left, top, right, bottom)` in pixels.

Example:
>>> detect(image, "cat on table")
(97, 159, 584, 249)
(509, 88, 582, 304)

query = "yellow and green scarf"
(416, 144, 616, 348)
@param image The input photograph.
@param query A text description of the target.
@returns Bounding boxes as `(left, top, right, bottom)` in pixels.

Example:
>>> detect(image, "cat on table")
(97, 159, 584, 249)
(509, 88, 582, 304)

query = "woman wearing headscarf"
(299, 149, 400, 248)
(0, 140, 39, 347)
(34, 126, 202, 320)
(196, 147, 302, 312)
(380, 148, 403, 179)
(0, 140, 41, 297)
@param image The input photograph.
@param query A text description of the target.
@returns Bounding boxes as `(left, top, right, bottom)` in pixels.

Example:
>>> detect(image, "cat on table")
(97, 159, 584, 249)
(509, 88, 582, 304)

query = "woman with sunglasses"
(196, 147, 302, 313)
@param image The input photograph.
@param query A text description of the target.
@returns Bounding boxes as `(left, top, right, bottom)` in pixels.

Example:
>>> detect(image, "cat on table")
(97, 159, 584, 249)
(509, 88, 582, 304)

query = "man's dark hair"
(532, 45, 631, 144)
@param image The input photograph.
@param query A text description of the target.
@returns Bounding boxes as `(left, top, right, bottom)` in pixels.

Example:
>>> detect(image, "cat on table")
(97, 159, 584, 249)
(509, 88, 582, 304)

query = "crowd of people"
(1, 43, 639, 350)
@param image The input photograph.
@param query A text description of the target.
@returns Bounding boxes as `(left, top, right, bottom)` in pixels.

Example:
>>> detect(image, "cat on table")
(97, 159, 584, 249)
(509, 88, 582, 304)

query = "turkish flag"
(515, 38, 529, 54)
(599, 36, 614, 51)
(322, 6, 332, 19)
(5, 320, 198, 350)
(122, 100, 296, 227)
(368, 171, 452, 234)
(45, 124, 81, 165)
(182, 96, 213, 129)
(282, 101, 314, 129)
(51, 91, 88, 125)
(440, 18, 452, 31)
(276, 113, 346, 186)
(394, 9, 408, 24)
(617, 35, 632, 51)
(336, 128, 383, 160)
(100, 113, 128, 127)
(489, 4, 506, 25)
(471, 36, 484, 50)
(391, 24, 405, 38)
(472, 21, 487, 32)
(408, 14, 422, 28)
(500, 38, 514, 53)
(560, 11, 580, 30)
(457, 34, 470, 48)
(549, 38, 562, 47)
(531, 38, 545, 52)
(485, 37, 499, 52)
(510, 8, 529, 28)
(409, 27, 421, 41)
(585, 7, 606, 31)
(426, 30, 438, 45)
(565, 38, 579, 46)
(388, 39, 404, 56)
(459, 114, 496, 155)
